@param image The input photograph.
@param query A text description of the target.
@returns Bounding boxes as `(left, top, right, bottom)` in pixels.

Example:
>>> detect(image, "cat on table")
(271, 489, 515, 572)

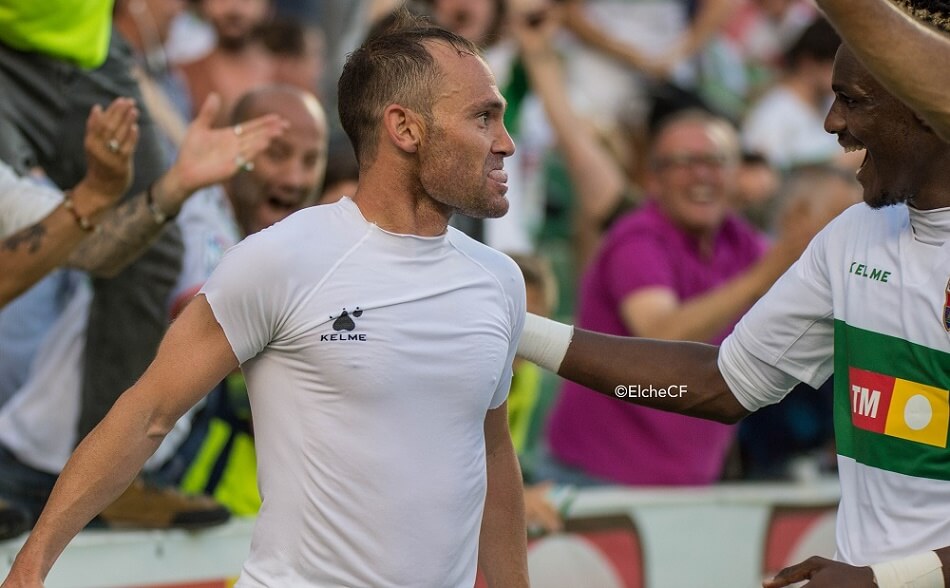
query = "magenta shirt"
(547, 200, 768, 485)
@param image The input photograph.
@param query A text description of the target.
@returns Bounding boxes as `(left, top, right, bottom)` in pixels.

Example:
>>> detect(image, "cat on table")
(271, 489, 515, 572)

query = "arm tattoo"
(2, 223, 47, 254)
(67, 191, 166, 275)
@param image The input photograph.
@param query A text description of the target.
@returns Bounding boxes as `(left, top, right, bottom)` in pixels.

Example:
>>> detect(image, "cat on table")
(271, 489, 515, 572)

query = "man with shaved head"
(2, 13, 528, 588)
(223, 86, 327, 238)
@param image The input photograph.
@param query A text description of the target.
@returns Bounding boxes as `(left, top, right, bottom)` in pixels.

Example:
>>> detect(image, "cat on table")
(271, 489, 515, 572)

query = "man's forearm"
(0, 183, 114, 307)
(478, 439, 529, 588)
(6, 384, 167, 583)
(67, 172, 185, 277)
(817, 0, 950, 141)
(558, 329, 749, 423)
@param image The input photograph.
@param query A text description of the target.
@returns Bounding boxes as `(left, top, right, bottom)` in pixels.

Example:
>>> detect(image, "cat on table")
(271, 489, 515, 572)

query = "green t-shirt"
(0, 0, 113, 69)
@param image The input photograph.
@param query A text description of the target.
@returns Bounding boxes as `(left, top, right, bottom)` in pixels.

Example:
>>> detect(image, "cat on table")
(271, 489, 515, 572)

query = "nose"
(824, 98, 845, 135)
(494, 124, 516, 158)
(275, 157, 311, 193)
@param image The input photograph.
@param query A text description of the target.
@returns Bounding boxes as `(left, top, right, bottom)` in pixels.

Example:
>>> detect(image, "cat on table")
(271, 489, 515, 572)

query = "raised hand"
(81, 97, 139, 206)
(167, 93, 288, 197)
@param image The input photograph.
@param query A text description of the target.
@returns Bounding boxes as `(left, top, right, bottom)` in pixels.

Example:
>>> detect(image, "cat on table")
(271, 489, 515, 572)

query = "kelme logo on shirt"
(321, 308, 367, 342)
(849, 366, 950, 448)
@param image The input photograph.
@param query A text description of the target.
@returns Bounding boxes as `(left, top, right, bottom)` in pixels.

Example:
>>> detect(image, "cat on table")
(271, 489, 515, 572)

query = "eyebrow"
(473, 97, 507, 114)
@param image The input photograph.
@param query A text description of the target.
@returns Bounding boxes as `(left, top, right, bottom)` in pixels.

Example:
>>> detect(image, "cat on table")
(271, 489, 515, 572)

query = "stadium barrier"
(1, 477, 839, 588)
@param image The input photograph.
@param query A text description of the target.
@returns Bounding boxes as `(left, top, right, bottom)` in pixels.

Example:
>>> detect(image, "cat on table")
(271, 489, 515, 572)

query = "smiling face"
(648, 117, 739, 239)
(415, 41, 515, 219)
(824, 45, 939, 209)
(228, 90, 327, 235)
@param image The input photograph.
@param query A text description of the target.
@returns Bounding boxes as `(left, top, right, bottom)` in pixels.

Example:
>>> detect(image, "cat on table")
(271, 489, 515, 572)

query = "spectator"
(0, 99, 139, 308)
(540, 109, 844, 486)
(513, 6, 631, 271)
(180, 0, 275, 123)
(0, 0, 191, 506)
(259, 19, 327, 96)
(731, 151, 781, 230)
(0, 90, 291, 533)
(560, 0, 740, 129)
(741, 18, 856, 170)
(113, 0, 194, 157)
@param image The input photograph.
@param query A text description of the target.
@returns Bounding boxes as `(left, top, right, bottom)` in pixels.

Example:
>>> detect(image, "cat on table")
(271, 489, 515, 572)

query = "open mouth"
(838, 135, 866, 155)
(839, 137, 869, 176)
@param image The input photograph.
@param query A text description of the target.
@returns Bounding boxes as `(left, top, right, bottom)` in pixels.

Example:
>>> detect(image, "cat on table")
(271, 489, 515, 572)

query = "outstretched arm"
(816, 0, 950, 142)
(558, 328, 748, 423)
(0, 295, 238, 587)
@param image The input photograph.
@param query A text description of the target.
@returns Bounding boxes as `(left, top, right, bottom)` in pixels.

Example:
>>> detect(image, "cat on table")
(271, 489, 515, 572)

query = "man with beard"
(1, 14, 528, 588)
(181, 0, 275, 124)
(516, 32, 950, 588)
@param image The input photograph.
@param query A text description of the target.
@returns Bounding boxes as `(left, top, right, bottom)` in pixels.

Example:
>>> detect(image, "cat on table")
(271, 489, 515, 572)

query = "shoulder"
(721, 213, 768, 252)
(447, 229, 525, 298)
(448, 229, 521, 279)
(222, 200, 368, 270)
(603, 204, 667, 242)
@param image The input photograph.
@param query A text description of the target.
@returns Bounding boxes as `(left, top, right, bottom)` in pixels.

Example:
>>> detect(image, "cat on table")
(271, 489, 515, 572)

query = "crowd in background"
(0, 0, 866, 540)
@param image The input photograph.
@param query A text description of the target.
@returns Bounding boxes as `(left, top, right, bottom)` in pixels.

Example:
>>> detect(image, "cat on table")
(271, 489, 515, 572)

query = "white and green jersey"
(719, 202, 950, 565)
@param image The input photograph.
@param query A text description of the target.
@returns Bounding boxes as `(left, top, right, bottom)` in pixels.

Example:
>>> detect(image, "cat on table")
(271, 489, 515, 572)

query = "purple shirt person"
(547, 200, 767, 485)
(543, 110, 811, 486)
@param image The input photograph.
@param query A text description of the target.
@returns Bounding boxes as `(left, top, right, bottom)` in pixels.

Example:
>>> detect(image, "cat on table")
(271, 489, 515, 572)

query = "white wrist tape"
(871, 551, 944, 588)
(517, 313, 574, 373)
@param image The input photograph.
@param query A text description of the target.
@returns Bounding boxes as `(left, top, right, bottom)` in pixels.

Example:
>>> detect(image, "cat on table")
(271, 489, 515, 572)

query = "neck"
(904, 151, 950, 210)
(351, 169, 452, 237)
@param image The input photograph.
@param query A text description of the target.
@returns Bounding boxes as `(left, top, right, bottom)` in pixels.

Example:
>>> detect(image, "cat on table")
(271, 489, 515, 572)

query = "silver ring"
(233, 124, 243, 137)
(107, 138, 120, 153)
(234, 155, 254, 172)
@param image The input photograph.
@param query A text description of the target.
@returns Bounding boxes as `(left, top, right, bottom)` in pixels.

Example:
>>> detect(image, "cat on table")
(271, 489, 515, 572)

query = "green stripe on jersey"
(834, 320, 950, 480)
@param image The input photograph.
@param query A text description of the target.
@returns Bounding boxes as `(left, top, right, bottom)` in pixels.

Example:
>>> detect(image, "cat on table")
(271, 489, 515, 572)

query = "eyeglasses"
(653, 152, 734, 170)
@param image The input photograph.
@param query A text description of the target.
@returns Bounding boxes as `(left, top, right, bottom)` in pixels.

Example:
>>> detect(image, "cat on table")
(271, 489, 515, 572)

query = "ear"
(382, 103, 424, 155)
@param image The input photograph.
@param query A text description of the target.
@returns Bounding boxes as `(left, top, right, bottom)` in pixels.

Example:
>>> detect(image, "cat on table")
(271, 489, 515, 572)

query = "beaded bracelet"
(63, 192, 96, 232)
(145, 182, 172, 225)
